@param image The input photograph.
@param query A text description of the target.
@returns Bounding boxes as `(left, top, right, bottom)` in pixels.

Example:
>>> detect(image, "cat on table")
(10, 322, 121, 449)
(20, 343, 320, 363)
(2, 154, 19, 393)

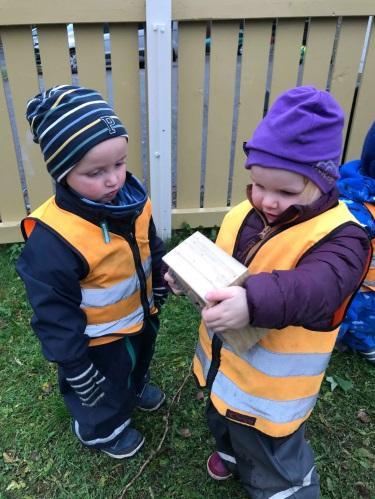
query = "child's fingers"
(164, 271, 184, 295)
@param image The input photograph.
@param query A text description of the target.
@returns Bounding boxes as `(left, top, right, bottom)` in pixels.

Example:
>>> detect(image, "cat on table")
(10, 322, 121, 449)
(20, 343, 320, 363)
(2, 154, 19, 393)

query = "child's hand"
(164, 271, 184, 295)
(202, 286, 249, 331)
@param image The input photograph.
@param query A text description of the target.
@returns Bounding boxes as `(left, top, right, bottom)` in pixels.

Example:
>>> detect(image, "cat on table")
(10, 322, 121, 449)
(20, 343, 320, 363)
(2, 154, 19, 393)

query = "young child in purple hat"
(166, 86, 372, 497)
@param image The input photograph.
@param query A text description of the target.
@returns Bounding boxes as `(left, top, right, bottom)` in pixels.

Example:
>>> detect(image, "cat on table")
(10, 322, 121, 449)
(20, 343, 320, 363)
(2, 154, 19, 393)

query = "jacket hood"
(337, 160, 375, 204)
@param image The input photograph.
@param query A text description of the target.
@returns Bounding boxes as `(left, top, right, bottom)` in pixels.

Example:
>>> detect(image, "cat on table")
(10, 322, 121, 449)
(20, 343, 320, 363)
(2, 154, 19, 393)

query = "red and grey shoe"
(207, 451, 233, 481)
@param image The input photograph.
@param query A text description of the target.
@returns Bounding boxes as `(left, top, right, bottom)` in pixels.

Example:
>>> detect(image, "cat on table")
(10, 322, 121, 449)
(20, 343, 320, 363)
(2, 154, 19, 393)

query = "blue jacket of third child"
(337, 155, 375, 361)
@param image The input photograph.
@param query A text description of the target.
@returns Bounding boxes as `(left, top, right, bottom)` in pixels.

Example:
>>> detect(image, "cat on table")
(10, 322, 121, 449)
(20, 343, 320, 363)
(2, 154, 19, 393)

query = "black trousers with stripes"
(58, 316, 159, 448)
(206, 401, 320, 498)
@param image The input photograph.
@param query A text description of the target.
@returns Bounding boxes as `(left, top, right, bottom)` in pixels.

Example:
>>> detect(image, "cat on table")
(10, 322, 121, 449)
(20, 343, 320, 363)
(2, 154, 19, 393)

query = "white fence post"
(146, 0, 172, 240)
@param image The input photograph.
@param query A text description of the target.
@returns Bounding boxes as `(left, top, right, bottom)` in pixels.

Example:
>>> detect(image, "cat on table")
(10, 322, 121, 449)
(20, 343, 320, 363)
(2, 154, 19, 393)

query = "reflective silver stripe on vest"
(230, 343, 331, 377)
(196, 338, 318, 423)
(195, 341, 210, 379)
(212, 371, 317, 423)
(81, 256, 152, 307)
(206, 327, 331, 377)
(84, 294, 154, 338)
(363, 279, 375, 287)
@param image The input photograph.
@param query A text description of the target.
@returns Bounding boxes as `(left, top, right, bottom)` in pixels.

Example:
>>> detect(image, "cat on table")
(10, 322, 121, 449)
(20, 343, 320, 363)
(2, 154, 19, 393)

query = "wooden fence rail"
(0, 0, 374, 242)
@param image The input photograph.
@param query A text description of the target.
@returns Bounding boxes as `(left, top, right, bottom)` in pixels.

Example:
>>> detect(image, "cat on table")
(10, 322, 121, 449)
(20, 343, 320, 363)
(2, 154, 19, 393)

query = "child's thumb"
(205, 287, 234, 303)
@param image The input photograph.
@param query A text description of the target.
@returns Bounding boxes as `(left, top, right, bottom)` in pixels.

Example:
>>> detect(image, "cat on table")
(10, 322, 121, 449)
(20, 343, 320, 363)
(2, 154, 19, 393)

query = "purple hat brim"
(245, 149, 338, 193)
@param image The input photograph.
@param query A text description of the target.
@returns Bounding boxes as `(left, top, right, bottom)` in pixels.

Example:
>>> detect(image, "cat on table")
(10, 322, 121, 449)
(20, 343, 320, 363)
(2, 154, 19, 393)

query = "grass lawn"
(0, 242, 374, 499)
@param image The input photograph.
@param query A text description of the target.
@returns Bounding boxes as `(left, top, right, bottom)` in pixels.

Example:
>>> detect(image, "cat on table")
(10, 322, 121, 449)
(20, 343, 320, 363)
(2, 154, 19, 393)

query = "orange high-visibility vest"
(194, 200, 366, 437)
(361, 203, 375, 291)
(22, 196, 158, 346)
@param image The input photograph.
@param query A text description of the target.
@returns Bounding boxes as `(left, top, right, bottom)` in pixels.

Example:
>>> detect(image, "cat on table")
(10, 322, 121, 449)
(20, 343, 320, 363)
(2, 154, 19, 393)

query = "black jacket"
(16, 173, 166, 375)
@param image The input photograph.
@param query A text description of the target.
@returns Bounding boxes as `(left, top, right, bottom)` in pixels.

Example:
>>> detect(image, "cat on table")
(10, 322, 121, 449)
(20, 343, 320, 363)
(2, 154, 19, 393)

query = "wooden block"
(163, 231, 268, 353)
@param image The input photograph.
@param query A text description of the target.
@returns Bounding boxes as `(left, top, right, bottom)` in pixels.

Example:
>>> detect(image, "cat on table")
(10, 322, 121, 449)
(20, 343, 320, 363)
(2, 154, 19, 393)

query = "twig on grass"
(118, 362, 193, 498)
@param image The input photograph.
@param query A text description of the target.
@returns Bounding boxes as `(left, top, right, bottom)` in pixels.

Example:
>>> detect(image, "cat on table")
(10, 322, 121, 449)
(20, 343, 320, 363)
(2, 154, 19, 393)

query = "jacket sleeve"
(148, 216, 168, 307)
(244, 224, 372, 330)
(16, 223, 91, 373)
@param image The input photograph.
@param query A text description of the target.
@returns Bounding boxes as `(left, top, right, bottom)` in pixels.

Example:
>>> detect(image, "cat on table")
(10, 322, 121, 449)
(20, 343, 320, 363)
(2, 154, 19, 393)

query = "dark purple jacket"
(234, 187, 371, 331)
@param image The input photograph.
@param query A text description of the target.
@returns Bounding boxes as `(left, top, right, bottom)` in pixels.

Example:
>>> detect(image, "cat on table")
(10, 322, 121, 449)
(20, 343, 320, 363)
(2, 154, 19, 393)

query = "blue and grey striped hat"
(26, 85, 128, 182)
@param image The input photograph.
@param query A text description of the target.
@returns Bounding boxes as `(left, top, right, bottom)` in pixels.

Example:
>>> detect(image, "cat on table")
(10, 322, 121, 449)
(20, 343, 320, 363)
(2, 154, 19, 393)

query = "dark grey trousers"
(206, 401, 320, 498)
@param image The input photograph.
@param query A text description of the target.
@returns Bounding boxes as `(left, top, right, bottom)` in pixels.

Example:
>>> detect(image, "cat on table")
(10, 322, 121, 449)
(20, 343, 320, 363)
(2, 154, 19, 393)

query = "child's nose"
(105, 171, 118, 186)
(263, 193, 277, 208)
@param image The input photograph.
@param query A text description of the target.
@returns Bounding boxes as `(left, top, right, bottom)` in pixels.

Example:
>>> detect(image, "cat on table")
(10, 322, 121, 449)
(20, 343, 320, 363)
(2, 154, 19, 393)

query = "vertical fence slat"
(176, 21, 206, 209)
(269, 18, 306, 104)
(0, 81, 25, 240)
(345, 19, 375, 161)
(1, 26, 53, 210)
(302, 18, 337, 89)
(37, 25, 72, 88)
(204, 21, 239, 208)
(111, 23, 143, 180)
(73, 24, 107, 98)
(231, 19, 273, 206)
(330, 17, 369, 141)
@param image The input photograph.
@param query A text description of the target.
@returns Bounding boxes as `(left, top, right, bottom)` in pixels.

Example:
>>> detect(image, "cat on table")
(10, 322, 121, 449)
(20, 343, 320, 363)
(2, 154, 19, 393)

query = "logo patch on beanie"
(101, 116, 117, 135)
(313, 160, 339, 184)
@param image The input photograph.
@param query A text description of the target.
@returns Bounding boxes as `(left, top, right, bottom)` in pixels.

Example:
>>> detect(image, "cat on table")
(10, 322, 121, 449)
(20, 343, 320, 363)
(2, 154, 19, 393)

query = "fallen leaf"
(326, 376, 338, 392)
(3, 451, 18, 464)
(334, 375, 353, 392)
(6, 480, 26, 491)
(196, 391, 205, 402)
(178, 428, 192, 438)
(41, 382, 53, 394)
(357, 409, 371, 424)
(355, 482, 371, 498)
(326, 375, 353, 392)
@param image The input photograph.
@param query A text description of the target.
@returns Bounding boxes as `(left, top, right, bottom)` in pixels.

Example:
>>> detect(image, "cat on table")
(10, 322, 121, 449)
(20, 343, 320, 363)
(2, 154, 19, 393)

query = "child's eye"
(87, 170, 101, 177)
(115, 161, 125, 168)
(254, 183, 264, 189)
(280, 190, 296, 196)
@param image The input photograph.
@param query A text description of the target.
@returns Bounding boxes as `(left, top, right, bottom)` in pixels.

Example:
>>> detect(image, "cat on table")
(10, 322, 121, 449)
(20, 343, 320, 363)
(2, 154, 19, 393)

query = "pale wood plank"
(330, 17, 370, 142)
(204, 21, 239, 208)
(37, 24, 72, 88)
(0, 80, 26, 222)
(177, 21, 206, 209)
(231, 20, 273, 206)
(110, 23, 143, 181)
(0, 0, 145, 25)
(269, 18, 306, 105)
(1, 26, 53, 210)
(345, 19, 375, 161)
(173, 0, 374, 20)
(73, 24, 107, 98)
(302, 18, 338, 89)
(0, 223, 23, 243)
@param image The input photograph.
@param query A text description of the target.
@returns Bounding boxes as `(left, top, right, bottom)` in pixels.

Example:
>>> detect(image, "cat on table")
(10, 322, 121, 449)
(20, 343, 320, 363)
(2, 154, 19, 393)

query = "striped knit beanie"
(26, 85, 128, 182)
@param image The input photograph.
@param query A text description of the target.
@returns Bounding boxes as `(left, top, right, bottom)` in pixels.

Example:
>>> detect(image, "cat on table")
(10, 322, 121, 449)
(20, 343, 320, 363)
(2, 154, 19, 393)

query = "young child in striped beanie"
(16, 85, 168, 458)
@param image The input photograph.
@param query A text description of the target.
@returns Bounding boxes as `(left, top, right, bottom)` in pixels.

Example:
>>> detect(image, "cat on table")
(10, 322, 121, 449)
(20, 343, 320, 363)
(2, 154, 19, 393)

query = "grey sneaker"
(137, 384, 166, 412)
(101, 427, 145, 459)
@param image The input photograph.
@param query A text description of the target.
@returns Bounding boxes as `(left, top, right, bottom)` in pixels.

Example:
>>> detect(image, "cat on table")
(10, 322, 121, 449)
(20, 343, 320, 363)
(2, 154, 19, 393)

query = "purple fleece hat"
(244, 86, 345, 193)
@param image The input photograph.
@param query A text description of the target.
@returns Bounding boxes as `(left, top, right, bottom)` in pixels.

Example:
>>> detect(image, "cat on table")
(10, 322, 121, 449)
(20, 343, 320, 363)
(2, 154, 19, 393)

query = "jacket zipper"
(124, 217, 150, 321)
